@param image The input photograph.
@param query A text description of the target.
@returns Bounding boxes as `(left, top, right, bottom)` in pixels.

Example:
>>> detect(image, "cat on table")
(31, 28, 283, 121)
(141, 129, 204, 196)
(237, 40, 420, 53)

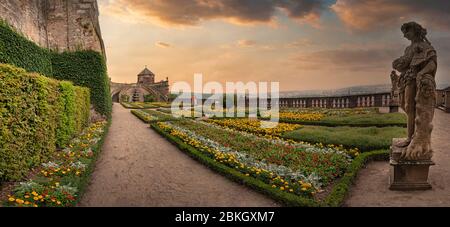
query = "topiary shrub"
(120, 94, 130, 103)
(144, 94, 155, 102)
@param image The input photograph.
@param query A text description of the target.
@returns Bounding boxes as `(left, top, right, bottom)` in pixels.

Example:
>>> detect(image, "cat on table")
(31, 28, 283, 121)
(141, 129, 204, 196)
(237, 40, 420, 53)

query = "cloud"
(237, 39, 257, 47)
(287, 38, 314, 48)
(292, 47, 401, 71)
(331, 0, 450, 31)
(100, 0, 327, 27)
(156, 42, 171, 48)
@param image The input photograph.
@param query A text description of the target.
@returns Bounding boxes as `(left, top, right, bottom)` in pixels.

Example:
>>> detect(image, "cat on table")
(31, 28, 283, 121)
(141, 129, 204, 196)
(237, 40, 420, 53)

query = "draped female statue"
(391, 22, 437, 160)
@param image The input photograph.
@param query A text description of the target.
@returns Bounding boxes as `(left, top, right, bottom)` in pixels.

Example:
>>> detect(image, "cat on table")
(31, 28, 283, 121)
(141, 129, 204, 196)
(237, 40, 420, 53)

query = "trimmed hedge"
(131, 109, 179, 123)
(56, 82, 91, 147)
(0, 20, 111, 117)
(282, 126, 406, 152)
(52, 51, 111, 117)
(323, 150, 389, 207)
(273, 113, 407, 128)
(0, 64, 90, 182)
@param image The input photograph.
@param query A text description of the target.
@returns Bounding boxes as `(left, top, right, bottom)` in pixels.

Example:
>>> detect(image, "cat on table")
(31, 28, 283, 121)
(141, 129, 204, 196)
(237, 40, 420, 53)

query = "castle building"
(110, 67, 170, 103)
(138, 67, 155, 84)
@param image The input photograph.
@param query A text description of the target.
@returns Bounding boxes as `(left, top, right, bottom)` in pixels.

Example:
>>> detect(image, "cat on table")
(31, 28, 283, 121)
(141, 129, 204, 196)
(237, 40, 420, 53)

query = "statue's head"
(401, 22, 427, 42)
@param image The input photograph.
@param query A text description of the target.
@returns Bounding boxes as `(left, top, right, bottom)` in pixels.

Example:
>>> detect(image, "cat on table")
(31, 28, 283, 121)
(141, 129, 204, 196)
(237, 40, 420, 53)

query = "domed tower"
(137, 66, 155, 84)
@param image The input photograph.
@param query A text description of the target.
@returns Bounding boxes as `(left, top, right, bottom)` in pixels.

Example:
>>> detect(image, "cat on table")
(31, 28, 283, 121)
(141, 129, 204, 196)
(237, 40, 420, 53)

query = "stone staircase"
(142, 85, 169, 102)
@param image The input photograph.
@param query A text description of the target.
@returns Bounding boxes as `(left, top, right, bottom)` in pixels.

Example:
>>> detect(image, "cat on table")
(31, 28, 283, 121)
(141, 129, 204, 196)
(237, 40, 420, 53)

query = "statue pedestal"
(389, 139, 434, 190)
(389, 105, 399, 113)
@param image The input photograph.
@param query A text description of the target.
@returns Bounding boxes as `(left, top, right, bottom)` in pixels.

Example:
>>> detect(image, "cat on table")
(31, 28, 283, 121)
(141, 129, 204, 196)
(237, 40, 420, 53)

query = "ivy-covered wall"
(52, 51, 111, 118)
(0, 20, 53, 76)
(0, 20, 111, 117)
(0, 64, 90, 181)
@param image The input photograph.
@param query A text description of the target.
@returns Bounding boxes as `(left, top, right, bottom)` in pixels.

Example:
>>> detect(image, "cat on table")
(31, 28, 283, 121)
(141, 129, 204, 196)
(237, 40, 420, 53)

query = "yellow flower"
(33, 204, 38, 207)
(24, 195, 30, 199)
(25, 201, 30, 205)
(289, 189, 294, 193)
(57, 201, 62, 205)
(8, 197, 15, 202)
(31, 191, 38, 196)
(38, 195, 43, 199)
(280, 187, 285, 191)
(33, 197, 39, 201)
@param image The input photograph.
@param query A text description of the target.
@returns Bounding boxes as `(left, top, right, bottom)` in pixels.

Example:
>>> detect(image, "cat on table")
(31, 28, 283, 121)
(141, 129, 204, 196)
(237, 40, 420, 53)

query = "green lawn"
(279, 113, 407, 127)
(282, 125, 407, 152)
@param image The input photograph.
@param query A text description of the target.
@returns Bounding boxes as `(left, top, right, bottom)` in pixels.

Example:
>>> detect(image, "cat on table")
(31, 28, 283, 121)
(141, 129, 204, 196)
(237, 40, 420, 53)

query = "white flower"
(70, 161, 87, 170)
(42, 161, 60, 169)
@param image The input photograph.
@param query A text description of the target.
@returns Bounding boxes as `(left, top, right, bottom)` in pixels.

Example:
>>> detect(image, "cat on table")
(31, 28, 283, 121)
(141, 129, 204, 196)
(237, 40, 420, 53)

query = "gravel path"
(79, 104, 278, 207)
(345, 110, 450, 207)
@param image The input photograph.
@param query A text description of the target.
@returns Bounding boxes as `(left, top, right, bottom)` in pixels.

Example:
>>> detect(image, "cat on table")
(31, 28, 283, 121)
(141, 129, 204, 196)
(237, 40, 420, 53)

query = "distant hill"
(171, 83, 450, 99)
(437, 83, 450, 90)
(280, 84, 392, 98)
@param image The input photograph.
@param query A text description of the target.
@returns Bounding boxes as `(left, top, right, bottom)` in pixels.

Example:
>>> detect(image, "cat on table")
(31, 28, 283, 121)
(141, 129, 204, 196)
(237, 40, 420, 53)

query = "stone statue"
(392, 22, 437, 161)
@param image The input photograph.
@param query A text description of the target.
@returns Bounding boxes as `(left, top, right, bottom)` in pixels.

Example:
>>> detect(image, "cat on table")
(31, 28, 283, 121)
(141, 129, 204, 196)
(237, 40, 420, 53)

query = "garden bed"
(280, 113, 407, 127)
(261, 108, 407, 127)
(1, 120, 110, 207)
(150, 119, 389, 206)
(131, 109, 178, 123)
(282, 126, 406, 152)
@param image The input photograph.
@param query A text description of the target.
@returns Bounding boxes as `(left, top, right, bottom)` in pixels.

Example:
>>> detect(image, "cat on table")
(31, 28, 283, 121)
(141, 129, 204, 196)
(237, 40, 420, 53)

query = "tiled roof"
(138, 67, 155, 76)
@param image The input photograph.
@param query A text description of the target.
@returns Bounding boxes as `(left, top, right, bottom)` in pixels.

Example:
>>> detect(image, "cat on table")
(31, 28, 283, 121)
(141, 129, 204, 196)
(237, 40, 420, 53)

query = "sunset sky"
(98, 0, 450, 91)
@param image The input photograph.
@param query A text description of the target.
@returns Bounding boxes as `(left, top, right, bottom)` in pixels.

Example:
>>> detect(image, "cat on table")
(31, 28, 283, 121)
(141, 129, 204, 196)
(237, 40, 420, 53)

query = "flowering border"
(151, 122, 319, 207)
(3, 120, 111, 207)
(151, 122, 389, 207)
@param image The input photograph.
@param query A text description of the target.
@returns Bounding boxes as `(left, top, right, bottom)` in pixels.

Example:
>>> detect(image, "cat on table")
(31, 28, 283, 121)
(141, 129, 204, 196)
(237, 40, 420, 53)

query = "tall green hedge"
(52, 51, 111, 117)
(0, 64, 90, 182)
(0, 20, 111, 117)
(56, 82, 90, 147)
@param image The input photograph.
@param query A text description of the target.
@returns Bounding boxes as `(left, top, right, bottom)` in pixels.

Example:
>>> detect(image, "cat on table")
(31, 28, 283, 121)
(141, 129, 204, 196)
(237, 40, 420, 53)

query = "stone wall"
(278, 93, 391, 109)
(0, 0, 48, 46)
(0, 0, 105, 54)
